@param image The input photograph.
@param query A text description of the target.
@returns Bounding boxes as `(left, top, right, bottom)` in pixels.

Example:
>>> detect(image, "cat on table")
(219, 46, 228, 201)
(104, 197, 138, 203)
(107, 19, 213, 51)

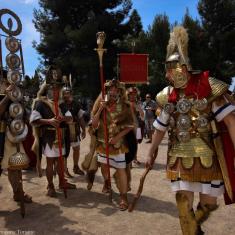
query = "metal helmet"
(165, 26, 191, 88)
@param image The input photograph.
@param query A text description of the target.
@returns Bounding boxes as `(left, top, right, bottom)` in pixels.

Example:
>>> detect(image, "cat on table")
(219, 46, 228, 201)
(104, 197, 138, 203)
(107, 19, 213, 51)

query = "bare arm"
(79, 116, 86, 139)
(31, 118, 61, 128)
(136, 104, 144, 120)
(109, 126, 133, 145)
(146, 129, 166, 168)
(91, 101, 106, 129)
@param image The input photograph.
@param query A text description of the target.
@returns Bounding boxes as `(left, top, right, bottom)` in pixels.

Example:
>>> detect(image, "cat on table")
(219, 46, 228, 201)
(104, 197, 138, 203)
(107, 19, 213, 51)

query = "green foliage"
(182, 8, 206, 71)
(33, 0, 235, 100)
(33, 0, 133, 98)
(198, 0, 235, 83)
(23, 70, 41, 98)
(137, 14, 170, 98)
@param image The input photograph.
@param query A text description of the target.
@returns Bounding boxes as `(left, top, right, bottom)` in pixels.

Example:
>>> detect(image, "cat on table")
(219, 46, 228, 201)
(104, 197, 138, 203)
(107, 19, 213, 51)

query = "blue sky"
(0, 1, 202, 76)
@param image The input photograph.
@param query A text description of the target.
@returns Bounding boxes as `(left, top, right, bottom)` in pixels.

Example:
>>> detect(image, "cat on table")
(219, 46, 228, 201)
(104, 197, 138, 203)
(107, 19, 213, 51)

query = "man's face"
(129, 92, 137, 102)
(145, 94, 151, 101)
(165, 63, 188, 88)
(52, 69, 58, 80)
(63, 91, 73, 102)
(47, 85, 61, 100)
(108, 86, 120, 102)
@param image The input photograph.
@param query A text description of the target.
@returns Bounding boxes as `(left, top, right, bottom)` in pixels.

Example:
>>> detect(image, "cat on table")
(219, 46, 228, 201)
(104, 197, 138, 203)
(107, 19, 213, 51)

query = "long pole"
(95, 32, 112, 199)
(53, 88, 67, 198)
(128, 148, 158, 212)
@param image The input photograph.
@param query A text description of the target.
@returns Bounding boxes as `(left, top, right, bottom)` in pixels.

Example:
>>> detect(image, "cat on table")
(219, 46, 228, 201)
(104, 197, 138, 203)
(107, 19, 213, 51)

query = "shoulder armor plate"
(156, 86, 172, 107)
(208, 77, 228, 102)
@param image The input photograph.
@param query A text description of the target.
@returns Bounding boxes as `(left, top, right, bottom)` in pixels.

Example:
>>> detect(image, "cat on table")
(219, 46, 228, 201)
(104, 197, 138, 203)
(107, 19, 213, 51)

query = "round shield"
(6, 125, 28, 143)
(163, 103, 175, 114)
(195, 115, 209, 128)
(7, 70, 21, 84)
(9, 103, 24, 118)
(5, 37, 20, 53)
(6, 53, 21, 70)
(7, 86, 22, 102)
(9, 119, 25, 135)
(177, 131, 190, 142)
(177, 114, 191, 130)
(176, 98, 191, 114)
(193, 98, 208, 111)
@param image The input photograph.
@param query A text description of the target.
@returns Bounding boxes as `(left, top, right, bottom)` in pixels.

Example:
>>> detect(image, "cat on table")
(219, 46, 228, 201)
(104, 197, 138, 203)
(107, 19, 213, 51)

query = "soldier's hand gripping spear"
(94, 32, 112, 200)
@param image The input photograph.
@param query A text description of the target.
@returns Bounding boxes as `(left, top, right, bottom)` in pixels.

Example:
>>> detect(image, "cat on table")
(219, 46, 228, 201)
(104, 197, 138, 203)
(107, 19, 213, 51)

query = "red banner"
(119, 53, 148, 84)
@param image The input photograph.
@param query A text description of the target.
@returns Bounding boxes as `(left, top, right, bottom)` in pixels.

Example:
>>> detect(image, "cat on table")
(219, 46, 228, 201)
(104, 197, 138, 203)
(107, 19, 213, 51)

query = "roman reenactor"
(146, 26, 235, 234)
(60, 76, 86, 177)
(30, 66, 76, 197)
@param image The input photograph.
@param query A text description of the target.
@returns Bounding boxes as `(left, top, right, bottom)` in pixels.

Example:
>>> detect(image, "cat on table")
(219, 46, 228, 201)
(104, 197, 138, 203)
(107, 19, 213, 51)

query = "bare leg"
(126, 164, 131, 191)
(73, 146, 84, 175)
(100, 163, 111, 193)
(133, 145, 141, 165)
(46, 157, 55, 188)
(8, 169, 32, 203)
(116, 168, 128, 210)
(73, 146, 80, 167)
(46, 157, 57, 197)
(64, 157, 73, 178)
(57, 158, 76, 189)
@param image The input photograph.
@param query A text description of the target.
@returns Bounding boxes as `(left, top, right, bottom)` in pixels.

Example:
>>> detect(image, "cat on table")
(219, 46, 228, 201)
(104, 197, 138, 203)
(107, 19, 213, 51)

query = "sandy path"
(0, 134, 234, 235)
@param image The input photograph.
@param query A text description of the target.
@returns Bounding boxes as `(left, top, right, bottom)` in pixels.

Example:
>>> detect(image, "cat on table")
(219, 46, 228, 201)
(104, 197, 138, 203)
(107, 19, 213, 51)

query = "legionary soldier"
(146, 26, 235, 234)
(60, 77, 86, 177)
(30, 66, 76, 197)
(85, 79, 135, 210)
(0, 70, 32, 203)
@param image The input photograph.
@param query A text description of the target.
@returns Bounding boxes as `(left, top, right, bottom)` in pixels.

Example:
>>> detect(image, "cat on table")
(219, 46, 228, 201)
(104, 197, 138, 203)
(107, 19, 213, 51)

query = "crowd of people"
(1, 25, 235, 235)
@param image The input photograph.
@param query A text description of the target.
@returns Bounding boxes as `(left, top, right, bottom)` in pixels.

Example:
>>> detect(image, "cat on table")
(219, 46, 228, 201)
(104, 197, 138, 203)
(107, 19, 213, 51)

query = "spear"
(53, 87, 67, 198)
(128, 148, 158, 212)
(94, 32, 112, 200)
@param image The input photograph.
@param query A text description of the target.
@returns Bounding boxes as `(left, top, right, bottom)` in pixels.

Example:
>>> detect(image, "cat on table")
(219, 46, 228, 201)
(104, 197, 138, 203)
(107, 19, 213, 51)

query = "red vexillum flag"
(119, 53, 148, 84)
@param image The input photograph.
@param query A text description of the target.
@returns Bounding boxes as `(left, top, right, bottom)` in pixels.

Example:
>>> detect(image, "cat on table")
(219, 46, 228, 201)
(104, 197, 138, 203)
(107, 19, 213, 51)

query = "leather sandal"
(46, 186, 57, 198)
(73, 166, 85, 175)
(65, 168, 74, 178)
(119, 194, 128, 211)
(119, 200, 128, 211)
(133, 160, 141, 165)
(14, 193, 33, 203)
(102, 180, 111, 194)
(59, 181, 76, 190)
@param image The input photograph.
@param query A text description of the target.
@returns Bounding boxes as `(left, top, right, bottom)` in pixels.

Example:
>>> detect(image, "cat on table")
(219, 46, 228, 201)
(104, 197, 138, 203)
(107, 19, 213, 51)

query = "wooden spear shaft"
(95, 32, 112, 199)
(128, 148, 158, 212)
(53, 89, 67, 198)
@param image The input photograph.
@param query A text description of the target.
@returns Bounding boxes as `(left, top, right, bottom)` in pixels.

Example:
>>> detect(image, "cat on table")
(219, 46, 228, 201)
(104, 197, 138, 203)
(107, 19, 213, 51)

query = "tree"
(182, 8, 207, 71)
(23, 70, 41, 98)
(141, 14, 170, 97)
(198, 0, 235, 83)
(128, 9, 143, 38)
(33, 0, 133, 98)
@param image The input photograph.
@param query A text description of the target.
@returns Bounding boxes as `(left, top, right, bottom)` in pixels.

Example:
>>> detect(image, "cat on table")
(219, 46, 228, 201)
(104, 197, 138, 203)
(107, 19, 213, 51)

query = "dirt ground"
(0, 134, 235, 235)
